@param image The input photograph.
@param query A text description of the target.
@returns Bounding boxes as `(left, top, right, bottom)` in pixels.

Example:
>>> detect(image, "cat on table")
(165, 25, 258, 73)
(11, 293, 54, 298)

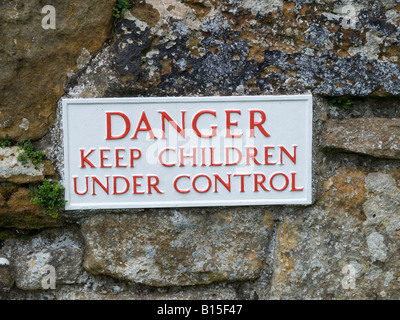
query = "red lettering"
(246, 146, 261, 165)
(290, 172, 304, 191)
(233, 173, 251, 192)
(73, 176, 89, 195)
(201, 147, 206, 166)
(132, 175, 145, 194)
(180, 147, 197, 167)
(159, 148, 176, 167)
(192, 174, 212, 193)
(210, 147, 222, 166)
(214, 173, 231, 192)
(159, 111, 186, 139)
(254, 173, 269, 192)
(131, 111, 156, 139)
(147, 175, 164, 194)
(173, 175, 190, 193)
(115, 148, 127, 168)
(130, 148, 141, 167)
(280, 145, 297, 164)
(106, 112, 131, 140)
(100, 148, 112, 168)
(225, 147, 242, 166)
(113, 176, 129, 195)
(270, 172, 289, 191)
(192, 110, 217, 138)
(249, 110, 270, 137)
(92, 176, 109, 195)
(225, 110, 242, 138)
(80, 149, 96, 168)
(264, 146, 276, 165)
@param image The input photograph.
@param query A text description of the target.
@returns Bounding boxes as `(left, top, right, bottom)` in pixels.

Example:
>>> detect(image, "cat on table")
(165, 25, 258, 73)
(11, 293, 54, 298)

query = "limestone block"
(0, 0, 115, 140)
(11, 228, 84, 290)
(272, 168, 400, 299)
(0, 146, 55, 183)
(323, 118, 400, 159)
(0, 187, 63, 229)
(82, 208, 274, 286)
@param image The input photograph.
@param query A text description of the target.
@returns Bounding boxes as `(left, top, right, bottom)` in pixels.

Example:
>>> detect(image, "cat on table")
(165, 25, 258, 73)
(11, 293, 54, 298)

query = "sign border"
(62, 95, 313, 210)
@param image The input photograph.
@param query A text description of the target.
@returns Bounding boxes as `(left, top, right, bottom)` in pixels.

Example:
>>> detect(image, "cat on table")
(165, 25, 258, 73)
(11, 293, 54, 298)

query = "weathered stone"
(0, 187, 63, 229)
(0, 0, 115, 141)
(0, 258, 13, 292)
(0, 147, 56, 183)
(82, 208, 274, 286)
(53, 283, 238, 300)
(272, 168, 400, 299)
(4, 188, 38, 215)
(65, 45, 121, 99)
(10, 228, 84, 290)
(0, 271, 239, 300)
(323, 118, 400, 159)
(104, 0, 400, 97)
(362, 172, 400, 235)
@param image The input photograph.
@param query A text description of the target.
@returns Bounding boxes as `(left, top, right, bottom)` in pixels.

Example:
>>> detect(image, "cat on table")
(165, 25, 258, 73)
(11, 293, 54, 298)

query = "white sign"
(62, 95, 313, 210)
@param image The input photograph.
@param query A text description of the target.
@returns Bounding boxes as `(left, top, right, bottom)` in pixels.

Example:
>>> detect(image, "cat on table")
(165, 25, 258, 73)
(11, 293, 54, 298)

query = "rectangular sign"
(62, 95, 313, 210)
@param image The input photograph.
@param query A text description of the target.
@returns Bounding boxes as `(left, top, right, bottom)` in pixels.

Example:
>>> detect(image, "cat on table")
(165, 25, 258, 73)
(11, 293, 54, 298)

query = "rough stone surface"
(0, 272, 240, 300)
(272, 168, 400, 299)
(0, 0, 115, 141)
(323, 118, 400, 159)
(65, 43, 122, 99)
(0, 186, 64, 229)
(3, 228, 84, 290)
(81, 208, 274, 286)
(102, 0, 400, 98)
(0, 147, 55, 184)
(0, 257, 13, 292)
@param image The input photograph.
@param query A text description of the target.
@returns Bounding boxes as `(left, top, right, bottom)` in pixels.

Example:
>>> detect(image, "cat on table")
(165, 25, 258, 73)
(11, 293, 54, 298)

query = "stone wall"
(1, 0, 400, 300)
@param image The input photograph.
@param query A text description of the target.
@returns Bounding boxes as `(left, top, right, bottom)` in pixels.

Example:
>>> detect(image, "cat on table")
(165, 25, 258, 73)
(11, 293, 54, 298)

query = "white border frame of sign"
(62, 95, 313, 210)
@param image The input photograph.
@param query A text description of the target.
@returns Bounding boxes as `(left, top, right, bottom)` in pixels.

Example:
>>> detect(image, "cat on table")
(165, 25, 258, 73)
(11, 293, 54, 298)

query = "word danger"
(105, 109, 270, 140)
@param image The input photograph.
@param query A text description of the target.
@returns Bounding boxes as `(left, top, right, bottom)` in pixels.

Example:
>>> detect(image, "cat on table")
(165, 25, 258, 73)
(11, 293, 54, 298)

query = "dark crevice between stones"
(324, 96, 400, 120)
(322, 150, 400, 170)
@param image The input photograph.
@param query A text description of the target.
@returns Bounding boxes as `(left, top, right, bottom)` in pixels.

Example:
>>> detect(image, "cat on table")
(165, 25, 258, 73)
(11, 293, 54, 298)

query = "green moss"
(29, 179, 67, 219)
(0, 137, 45, 168)
(24, 214, 45, 227)
(113, 0, 130, 18)
(326, 96, 353, 110)
(17, 140, 45, 169)
(0, 134, 12, 148)
(0, 231, 10, 241)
